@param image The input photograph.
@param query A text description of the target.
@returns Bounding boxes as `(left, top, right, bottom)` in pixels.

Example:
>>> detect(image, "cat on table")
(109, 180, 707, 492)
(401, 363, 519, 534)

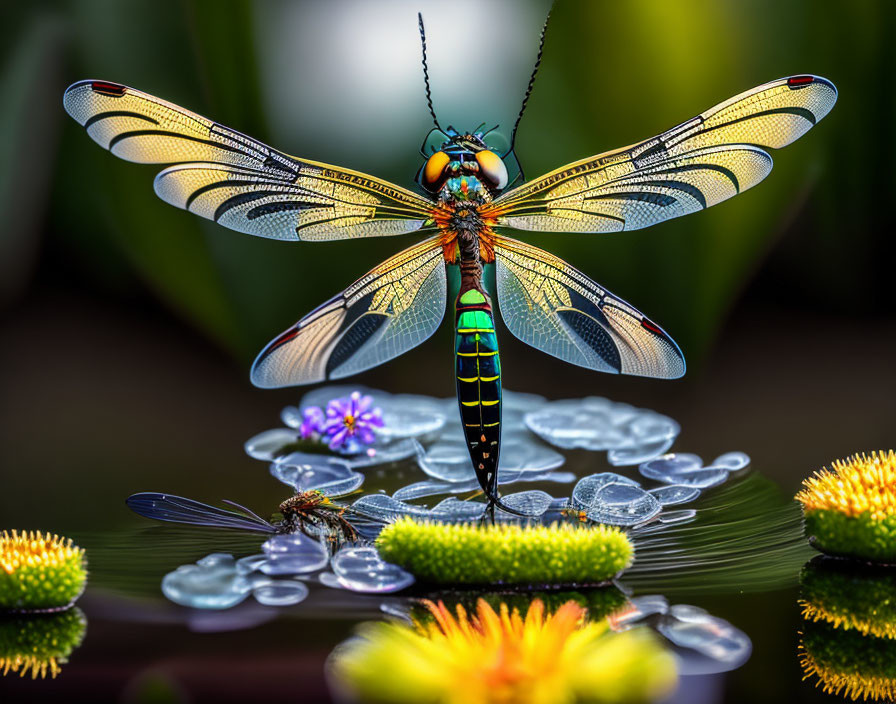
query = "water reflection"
(0, 609, 86, 679)
(328, 594, 679, 704)
(798, 556, 896, 701)
(70, 387, 817, 700)
(113, 387, 810, 611)
(327, 588, 751, 703)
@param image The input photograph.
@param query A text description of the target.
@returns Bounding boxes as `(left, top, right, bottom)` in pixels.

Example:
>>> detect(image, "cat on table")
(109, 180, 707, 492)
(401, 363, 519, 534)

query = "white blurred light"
(253, 0, 550, 172)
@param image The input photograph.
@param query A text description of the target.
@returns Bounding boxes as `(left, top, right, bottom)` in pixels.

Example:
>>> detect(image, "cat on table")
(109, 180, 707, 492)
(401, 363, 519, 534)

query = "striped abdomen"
(455, 287, 501, 498)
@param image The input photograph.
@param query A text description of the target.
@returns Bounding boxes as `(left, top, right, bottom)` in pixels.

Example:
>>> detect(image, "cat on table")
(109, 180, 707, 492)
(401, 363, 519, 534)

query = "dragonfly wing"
(494, 235, 685, 378)
(126, 493, 277, 533)
(252, 237, 446, 386)
(486, 75, 836, 233)
(63, 80, 437, 241)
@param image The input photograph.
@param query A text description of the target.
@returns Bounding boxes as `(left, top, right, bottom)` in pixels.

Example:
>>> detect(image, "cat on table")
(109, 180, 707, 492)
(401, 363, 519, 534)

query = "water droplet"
(588, 483, 661, 526)
(497, 490, 553, 517)
(570, 473, 640, 511)
(244, 428, 298, 461)
(252, 581, 309, 607)
(270, 453, 363, 496)
(430, 497, 486, 521)
(711, 451, 751, 471)
(331, 546, 415, 593)
(610, 594, 669, 631)
(657, 509, 697, 524)
(258, 533, 329, 575)
(345, 439, 425, 468)
(350, 494, 431, 522)
(659, 607, 752, 666)
(608, 436, 676, 466)
(525, 398, 679, 459)
(648, 485, 702, 506)
(162, 554, 253, 609)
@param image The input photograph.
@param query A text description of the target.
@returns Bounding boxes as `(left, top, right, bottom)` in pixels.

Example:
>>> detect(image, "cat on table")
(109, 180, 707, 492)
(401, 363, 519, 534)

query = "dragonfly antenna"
(510, 7, 553, 152)
(418, 12, 443, 132)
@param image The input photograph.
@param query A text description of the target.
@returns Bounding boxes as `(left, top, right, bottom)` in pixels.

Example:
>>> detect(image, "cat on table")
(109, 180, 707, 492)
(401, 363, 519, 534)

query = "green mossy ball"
(0, 608, 87, 678)
(376, 519, 633, 586)
(0, 531, 87, 612)
(800, 557, 896, 639)
(800, 618, 896, 701)
(804, 509, 896, 564)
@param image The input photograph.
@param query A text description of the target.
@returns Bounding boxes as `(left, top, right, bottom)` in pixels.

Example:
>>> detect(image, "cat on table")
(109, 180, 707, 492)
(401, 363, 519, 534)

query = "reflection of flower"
(0, 608, 87, 679)
(322, 392, 384, 452)
(0, 530, 87, 612)
(796, 451, 896, 562)
(331, 598, 676, 704)
(800, 619, 896, 702)
(800, 557, 896, 640)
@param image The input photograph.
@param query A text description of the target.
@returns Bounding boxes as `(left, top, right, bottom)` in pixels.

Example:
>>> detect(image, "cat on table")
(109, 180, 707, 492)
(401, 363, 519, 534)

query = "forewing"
(252, 238, 446, 386)
(494, 236, 684, 378)
(63, 80, 437, 241)
(126, 493, 277, 533)
(487, 75, 837, 233)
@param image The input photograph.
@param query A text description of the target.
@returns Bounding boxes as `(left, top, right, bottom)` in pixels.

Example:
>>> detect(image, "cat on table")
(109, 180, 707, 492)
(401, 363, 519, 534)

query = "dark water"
(0, 451, 845, 704)
(3, 296, 892, 703)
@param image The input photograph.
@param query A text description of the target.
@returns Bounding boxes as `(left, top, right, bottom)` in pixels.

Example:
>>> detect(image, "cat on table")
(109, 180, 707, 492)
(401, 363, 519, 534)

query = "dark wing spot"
(91, 81, 126, 97)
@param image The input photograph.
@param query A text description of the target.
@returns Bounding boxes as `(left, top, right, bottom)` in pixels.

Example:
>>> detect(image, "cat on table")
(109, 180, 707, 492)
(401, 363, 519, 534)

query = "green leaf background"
(3, 0, 893, 370)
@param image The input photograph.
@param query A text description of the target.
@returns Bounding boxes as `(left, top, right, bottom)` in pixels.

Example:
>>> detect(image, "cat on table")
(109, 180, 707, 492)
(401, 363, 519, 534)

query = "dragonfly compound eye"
(422, 150, 451, 191)
(474, 149, 508, 190)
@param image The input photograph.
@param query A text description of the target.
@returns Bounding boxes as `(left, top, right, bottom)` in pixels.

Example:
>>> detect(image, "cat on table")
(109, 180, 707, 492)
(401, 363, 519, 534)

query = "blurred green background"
(4, 0, 894, 361)
(1, 3, 895, 703)
(1, 0, 894, 523)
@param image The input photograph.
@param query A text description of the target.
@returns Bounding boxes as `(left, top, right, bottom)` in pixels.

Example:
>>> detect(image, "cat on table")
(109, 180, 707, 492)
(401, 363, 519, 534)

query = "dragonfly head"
(416, 125, 509, 198)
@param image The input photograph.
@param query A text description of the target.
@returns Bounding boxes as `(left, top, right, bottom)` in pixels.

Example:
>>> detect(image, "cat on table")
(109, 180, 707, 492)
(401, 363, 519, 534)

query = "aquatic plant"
(0, 608, 86, 679)
(796, 451, 896, 563)
(800, 618, 896, 701)
(0, 531, 86, 612)
(330, 598, 676, 704)
(800, 557, 896, 640)
(376, 519, 633, 586)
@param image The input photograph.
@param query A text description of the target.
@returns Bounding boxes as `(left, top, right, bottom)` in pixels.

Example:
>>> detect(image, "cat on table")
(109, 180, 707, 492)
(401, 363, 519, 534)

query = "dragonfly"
(64, 13, 837, 513)
(127, 490, 363, 542)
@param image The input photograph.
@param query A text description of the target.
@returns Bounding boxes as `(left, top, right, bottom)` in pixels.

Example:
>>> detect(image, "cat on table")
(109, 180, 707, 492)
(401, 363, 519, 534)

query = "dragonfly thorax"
(439, 176, 491, 207)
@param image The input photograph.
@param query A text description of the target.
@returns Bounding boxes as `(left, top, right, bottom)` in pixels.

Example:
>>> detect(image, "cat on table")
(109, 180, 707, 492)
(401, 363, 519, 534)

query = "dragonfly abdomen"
(455, 287, 502, 499)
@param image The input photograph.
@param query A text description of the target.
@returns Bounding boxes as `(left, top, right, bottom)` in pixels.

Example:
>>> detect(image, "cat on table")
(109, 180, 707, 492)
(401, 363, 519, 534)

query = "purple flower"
(299, 406, 325, 439)
(321, 391, 384, 453)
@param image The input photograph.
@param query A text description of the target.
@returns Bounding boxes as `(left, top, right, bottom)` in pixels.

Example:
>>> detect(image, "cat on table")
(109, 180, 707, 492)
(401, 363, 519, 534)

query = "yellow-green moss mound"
(0, 531, 87, 611)
(376, 519, 633, 586)
(796, 451, 896, 563)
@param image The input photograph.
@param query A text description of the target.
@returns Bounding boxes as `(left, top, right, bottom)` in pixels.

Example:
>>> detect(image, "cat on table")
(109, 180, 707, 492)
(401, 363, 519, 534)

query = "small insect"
(126, 490, 360, 542)
(66, 12, 836, 512)
(278, 490, 359, 542)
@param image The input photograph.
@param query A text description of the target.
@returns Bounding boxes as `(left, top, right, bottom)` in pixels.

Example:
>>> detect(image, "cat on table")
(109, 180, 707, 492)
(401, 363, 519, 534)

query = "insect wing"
(494, 235, 684, 378)
(126, 493, 277, 532)
(486, 75, 837, 233)
(252, 237, 447, 386)
(63, 80, 437, 241)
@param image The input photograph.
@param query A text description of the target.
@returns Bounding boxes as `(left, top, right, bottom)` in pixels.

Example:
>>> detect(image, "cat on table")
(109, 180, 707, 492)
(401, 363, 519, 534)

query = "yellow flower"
(331, 598, 677, 704)
(796, 451, 896, 521)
